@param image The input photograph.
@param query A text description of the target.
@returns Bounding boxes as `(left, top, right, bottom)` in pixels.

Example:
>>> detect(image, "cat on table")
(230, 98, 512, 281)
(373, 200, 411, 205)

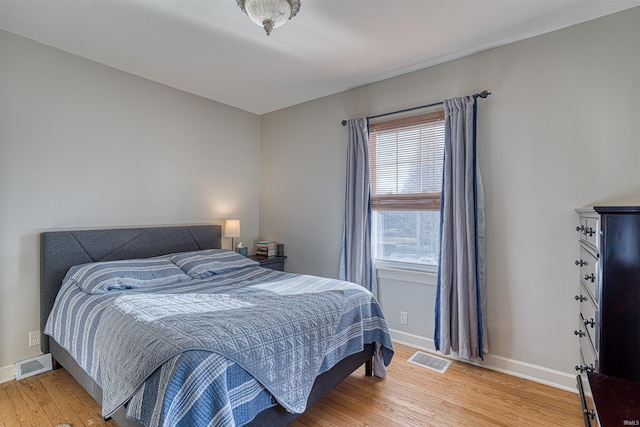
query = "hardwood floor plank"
(38, 370, 87, 427)
(49, 369, 116, 427)
(15, 376, 54, 427)
(0, 382, 22, 427)
(1, 343, 583, 426)
(2, 380, 40, 427)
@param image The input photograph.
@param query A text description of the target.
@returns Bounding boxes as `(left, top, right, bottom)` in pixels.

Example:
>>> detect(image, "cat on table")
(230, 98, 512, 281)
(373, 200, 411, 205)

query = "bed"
(40, 225, 393, 427)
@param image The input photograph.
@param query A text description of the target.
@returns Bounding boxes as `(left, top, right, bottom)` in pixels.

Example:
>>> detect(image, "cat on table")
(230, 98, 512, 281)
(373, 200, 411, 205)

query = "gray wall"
(0, 29, 261, 369)
(259, 7, 640, 383)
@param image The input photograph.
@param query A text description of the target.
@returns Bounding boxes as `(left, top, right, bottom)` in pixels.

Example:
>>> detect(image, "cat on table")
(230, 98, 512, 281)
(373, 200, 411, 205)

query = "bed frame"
(40, 225, 374, 427)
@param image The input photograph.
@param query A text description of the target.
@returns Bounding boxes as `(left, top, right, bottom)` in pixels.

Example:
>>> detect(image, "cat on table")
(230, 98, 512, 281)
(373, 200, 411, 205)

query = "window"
(369, 109, 445, 269)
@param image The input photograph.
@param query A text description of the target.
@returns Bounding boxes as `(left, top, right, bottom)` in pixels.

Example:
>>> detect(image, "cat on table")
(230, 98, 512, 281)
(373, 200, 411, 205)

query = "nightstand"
(249, 255, 287, 271)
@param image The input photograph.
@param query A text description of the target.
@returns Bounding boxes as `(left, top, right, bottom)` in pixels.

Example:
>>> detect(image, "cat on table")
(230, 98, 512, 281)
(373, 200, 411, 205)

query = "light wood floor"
(0, 343, 583, 426)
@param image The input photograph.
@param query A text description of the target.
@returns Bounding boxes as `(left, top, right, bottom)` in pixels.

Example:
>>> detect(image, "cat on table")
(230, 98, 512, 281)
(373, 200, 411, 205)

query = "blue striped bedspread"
(45, 266, 394, 427)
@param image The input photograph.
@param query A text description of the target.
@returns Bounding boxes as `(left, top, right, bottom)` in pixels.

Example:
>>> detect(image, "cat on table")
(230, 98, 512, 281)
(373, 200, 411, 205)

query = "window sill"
(375, 261, 437, 286)
(374, 259, 437, 273)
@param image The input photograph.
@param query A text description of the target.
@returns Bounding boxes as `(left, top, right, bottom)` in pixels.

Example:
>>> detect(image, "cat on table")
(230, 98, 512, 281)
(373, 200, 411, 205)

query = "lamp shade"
(224, 219, 241, 238)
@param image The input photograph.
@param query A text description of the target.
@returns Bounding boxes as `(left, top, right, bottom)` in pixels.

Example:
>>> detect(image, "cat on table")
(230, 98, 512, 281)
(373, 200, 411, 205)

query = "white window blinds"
(369, 110, 445, 211)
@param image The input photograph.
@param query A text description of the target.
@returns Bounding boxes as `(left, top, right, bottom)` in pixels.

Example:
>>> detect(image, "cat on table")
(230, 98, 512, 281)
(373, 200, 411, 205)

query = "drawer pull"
(583, 273, 595, 282)
(575, 259, 586, 266)
(584, 409, 596, 419)
(584, 318, 595, 328)
(575, 295, 587, 302)
(574, 329, 586, 337)
(575, 364, 595, 373)
(576, 225, 585, 233)
(584, 227, 595, 237)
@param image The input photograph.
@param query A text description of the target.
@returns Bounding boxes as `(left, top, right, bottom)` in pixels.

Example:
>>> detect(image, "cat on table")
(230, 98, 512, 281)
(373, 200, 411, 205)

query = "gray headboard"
(40, 225, 222, 354)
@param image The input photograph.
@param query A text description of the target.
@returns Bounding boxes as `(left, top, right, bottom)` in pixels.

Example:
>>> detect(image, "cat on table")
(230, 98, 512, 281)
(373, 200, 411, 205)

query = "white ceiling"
(2, 0, 639, 115)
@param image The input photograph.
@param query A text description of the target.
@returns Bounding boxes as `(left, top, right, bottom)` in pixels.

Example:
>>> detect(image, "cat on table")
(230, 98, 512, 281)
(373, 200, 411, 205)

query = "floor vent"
(15, 354, 52, 380)
(408, 351, 452, 374)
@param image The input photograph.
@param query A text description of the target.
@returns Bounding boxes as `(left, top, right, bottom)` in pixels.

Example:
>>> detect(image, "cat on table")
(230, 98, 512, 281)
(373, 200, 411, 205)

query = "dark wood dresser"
(578, 372, 640, 426)
(575, 206, 640, 426)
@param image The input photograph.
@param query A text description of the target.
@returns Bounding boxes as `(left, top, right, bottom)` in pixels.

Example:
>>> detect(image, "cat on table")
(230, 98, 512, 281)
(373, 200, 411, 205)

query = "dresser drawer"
(579, 297, 599, 354)
(577, 348, 597, 426)
(578, 317, 598, 372)
(576, 314, 597, 373)
(578, 245, 599, 305)
(577, 374, 597, 427)
(578, 215, 600, 251)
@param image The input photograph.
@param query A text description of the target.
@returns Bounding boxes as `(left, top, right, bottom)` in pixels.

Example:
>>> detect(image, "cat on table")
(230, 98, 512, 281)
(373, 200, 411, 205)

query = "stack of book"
(256, 241, 277, 257)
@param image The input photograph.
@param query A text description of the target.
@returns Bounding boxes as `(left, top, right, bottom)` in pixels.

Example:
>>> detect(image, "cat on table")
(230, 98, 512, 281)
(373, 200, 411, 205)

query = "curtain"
(339, 118, 377, 297)
(434, 96, 487, 360)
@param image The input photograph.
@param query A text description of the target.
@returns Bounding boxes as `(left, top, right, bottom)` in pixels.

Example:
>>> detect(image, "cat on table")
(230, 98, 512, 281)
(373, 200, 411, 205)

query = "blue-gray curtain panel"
(339, 118, 377, 297)
(434, 96, 488, 360)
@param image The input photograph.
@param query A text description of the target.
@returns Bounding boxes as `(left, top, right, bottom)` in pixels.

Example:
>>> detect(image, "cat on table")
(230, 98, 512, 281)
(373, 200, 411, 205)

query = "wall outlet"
(29, 330, 40, 347)
(400, 311, 408, 325)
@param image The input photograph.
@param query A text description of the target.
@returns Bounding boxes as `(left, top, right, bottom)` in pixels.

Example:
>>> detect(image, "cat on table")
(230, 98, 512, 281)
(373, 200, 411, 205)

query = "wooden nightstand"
(249, 255, 287, 271)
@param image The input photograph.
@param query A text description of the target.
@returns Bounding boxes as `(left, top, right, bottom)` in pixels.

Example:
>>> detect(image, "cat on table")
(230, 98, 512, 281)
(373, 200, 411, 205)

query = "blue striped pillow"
(64, 259, 192, 294)
(169, 249, 259, 279)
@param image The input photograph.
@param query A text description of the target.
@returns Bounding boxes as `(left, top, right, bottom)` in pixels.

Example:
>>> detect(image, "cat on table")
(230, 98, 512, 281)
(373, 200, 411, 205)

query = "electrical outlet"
(400, 311, 408, 325)
(29, 330, 40, 347)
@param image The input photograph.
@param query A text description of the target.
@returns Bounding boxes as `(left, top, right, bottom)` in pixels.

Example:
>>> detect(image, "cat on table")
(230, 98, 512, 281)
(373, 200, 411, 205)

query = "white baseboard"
(0, 364, 16, 384)
(389, 329, 578, 394)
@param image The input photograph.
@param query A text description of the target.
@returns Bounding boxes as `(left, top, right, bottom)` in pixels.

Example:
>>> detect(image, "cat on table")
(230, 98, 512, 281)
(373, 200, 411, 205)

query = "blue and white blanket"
(97, 291, 345, 416)
(45, 264, 394, 427)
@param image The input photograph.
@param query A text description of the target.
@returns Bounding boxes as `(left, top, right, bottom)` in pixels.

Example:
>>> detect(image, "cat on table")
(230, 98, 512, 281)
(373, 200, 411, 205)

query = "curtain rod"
(341, 90, 491, 126)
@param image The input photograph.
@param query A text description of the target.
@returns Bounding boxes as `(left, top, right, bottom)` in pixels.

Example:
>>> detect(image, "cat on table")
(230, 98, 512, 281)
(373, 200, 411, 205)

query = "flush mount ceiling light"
(236, 0, 301, 35)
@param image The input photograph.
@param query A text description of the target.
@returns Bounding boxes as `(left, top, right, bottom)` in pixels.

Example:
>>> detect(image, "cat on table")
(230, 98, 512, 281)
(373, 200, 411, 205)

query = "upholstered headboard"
(39, 225, 222, 354)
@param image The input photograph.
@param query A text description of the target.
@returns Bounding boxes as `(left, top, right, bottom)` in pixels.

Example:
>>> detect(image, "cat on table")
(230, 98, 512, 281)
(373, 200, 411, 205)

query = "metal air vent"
(15, 354, 52, 380)
(408, 351, 451, 374)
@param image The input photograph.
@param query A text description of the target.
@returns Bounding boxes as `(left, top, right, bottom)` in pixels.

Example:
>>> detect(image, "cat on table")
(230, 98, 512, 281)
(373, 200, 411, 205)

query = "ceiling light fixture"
(236, 0, 301, 36)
